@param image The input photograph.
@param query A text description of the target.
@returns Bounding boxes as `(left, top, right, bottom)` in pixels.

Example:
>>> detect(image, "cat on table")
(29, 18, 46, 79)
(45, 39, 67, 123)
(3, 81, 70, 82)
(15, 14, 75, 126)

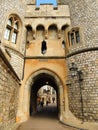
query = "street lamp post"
(69, 62, 84, 123)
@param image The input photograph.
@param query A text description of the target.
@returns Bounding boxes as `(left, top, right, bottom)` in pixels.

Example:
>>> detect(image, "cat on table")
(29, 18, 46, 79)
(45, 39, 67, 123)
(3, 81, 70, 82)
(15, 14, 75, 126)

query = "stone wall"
(0, 0, 26, 79)
(0, 0, 25, 41)
(59, 0, 98, 53)
(6, 47, 24, 80)
(66, 50, 98, 122)
(0, 47, 20, 130)
(0, 0, 98, 124)
(57, 0, 98, 122)
(25, 0, 98, 122)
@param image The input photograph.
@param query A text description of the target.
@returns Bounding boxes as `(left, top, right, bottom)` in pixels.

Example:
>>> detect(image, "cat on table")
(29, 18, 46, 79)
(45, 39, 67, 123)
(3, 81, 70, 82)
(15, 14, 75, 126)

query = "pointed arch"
(3, 13, 23, 49)
(22, 69, 65, 121)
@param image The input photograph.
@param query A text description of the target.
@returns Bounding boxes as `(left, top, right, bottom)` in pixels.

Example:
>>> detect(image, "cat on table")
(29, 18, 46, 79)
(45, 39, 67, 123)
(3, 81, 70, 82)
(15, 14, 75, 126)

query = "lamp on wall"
(69, 62, 78, 77)
(69, 62, 83, 81)
(69, 62, 84, 123)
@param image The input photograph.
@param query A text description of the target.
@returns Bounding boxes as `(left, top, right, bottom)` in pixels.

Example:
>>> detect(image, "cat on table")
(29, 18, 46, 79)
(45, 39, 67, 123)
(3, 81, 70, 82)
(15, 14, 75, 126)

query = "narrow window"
(75, 31, 80, 43)
(4, 19, 12, 40)
(62, 40, 65, 48)
(12, 22, 18, 44)
(4, 27, 11, 40)
(7, 19, 12, 26)
(71, 33, 74, 45)
(11, 31, 17, 43)
(41, 40, 47, 54)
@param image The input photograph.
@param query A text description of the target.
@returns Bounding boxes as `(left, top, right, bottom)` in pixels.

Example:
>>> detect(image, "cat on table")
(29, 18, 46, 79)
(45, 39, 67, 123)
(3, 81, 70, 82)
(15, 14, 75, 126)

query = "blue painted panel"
(36, 0, 57, 7)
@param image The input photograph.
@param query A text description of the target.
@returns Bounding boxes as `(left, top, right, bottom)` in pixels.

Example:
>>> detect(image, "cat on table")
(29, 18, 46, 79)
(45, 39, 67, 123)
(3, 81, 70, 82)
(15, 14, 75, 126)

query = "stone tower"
(0, 0, 98, 129)
(18, 0, 70, 121)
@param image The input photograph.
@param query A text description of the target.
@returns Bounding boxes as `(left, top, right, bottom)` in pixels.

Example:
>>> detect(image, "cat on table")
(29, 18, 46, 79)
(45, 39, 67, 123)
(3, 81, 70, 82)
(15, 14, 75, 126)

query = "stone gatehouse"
(0, 0, 98, 129)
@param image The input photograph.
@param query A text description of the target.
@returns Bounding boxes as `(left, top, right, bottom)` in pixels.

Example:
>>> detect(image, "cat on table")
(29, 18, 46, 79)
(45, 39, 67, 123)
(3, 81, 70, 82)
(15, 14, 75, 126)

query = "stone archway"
(23, 69, 65, 121)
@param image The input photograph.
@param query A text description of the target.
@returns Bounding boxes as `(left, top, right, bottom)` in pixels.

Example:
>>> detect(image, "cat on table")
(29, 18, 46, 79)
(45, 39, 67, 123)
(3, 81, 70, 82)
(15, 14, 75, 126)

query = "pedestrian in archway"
(52, 97, 55, 103)
(46, 100, 49, 106)
(41, 100, 44, 108)
(37, 101, 41, 112)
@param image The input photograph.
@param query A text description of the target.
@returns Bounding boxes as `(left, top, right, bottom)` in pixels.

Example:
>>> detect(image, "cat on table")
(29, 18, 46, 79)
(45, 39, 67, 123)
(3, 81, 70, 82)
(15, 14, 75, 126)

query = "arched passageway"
(30, 73, 59, 117)
(23, 69, 64, 121)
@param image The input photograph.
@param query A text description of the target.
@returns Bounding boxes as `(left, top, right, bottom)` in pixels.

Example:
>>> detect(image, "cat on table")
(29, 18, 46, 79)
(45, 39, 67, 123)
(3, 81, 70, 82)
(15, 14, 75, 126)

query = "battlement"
(26, 4, 70, 17)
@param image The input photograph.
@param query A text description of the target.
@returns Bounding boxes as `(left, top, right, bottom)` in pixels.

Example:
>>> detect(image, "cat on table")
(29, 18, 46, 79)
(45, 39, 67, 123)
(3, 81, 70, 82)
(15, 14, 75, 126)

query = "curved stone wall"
(58, 0, 98, 122)
(66, 50, 98, 121)
(59, 0, 98, 53)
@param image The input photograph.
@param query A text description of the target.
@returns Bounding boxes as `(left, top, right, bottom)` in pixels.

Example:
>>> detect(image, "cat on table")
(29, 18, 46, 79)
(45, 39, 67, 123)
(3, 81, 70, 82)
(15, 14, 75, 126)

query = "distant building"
(38, 85, 56, 105)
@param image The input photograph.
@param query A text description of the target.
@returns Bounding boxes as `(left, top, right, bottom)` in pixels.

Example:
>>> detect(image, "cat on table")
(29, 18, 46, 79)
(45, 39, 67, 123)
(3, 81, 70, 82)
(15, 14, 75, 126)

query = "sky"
(36, 0, 57, 7)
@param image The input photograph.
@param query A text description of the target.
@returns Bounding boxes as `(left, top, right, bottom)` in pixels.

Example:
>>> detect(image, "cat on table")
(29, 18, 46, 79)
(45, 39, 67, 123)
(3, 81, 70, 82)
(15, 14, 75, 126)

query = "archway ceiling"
(31, 73, 58, 92)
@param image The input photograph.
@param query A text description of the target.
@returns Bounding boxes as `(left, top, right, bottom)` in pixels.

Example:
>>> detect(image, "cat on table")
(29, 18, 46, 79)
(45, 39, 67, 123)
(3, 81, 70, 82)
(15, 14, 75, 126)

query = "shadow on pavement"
(31, 104, 58, 119)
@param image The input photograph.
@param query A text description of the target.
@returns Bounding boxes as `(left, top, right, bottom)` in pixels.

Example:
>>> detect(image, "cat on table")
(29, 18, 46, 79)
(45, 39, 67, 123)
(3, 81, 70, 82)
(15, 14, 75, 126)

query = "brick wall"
(0, 48, 20, 130)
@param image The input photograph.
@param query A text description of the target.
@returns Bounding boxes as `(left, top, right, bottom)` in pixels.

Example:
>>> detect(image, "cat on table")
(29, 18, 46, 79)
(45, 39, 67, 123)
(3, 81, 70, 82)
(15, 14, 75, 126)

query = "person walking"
(46, 100, 49, 106)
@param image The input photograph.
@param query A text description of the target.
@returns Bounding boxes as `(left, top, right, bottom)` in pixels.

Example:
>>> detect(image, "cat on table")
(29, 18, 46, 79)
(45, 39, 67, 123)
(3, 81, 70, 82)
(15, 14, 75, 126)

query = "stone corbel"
(33, 30, 36, 40)
(58, 30, 61, 39)
(45, 30, 48, 39)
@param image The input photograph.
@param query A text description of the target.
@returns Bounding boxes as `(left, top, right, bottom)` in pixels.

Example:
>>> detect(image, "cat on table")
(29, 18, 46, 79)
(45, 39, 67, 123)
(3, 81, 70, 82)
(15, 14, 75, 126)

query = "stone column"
(59, 85, 64, 121)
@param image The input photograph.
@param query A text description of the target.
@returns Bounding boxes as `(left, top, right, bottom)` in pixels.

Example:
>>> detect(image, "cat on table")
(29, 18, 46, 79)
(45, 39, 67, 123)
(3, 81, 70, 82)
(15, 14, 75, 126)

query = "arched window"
(4, 15, 20, 45)
(48, 24, 58, 39)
